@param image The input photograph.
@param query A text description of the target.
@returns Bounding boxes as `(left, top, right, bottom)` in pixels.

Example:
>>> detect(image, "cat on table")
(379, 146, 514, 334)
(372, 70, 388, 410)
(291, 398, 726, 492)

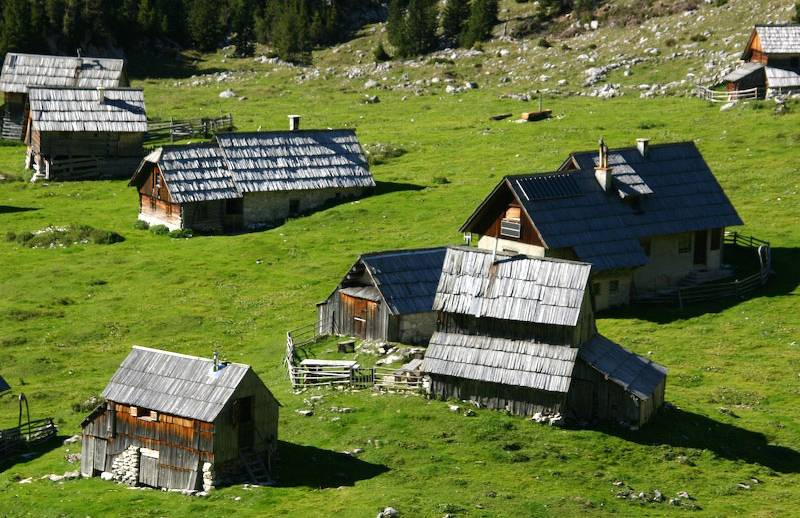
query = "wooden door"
(139, 450, 159, 487)
(236, 397, 254, 449)
(694, 230, 708, 266)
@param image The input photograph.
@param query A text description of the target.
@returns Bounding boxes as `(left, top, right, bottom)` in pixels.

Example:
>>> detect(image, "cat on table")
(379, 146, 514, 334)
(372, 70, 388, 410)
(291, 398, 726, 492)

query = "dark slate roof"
(722, 62, 765, 83)
(749, 25, 800, 57)
(0, 374, 10, 394)
(434, 247, 592, 327)
(464, 142, 742, 272)
(423, 331, 578, 393)
(0, 53, 126, 94)
(360, 247, 447, 315)
(216, 130, 375, 193)
(102, 346, 251, 422)
(579, 335, 667, 400)
(28, 87, 146, 133)
(138, 145, 240, 204)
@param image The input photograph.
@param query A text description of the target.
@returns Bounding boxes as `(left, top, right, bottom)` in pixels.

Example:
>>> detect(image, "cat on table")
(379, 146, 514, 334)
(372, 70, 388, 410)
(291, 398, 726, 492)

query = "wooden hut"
(129, 119, 375, 232)
(25, 87, 147, 181)
(422, 246, 667, 427)
(80, 346, 280, 491)
(0, 53, 127, 140)
(723, 25, 800, 97)
(460, 139, 742, 310)
(317, 247, 446, 344)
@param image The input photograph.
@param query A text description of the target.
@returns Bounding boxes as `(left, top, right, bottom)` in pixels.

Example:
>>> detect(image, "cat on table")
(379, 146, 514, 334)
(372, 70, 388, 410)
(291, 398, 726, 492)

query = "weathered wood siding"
(181, 200, 226, 232)
(429, 374, 566, 416)
(34, 131, 143, 158)
(319, 289, 390, 341)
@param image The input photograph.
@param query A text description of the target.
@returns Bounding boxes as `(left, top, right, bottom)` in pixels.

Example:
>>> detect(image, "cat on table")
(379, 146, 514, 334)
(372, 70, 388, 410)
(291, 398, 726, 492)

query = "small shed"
(129, 120, 375, 232)
(81, 346, 280, 490)
(317, 247, 447, 344)
(25, 87, 147, 181)
(724, 25, 800, 97)
(422, 247, 667, 427)
(0, 53, 127, 140)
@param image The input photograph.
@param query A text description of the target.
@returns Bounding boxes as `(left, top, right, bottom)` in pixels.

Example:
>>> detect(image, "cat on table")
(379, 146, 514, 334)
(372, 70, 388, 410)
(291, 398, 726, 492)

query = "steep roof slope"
(750, 25, 800, 56)
(28, 87, 146, 133)
(579, 335, 667, 400)
(102, 346, 251, 422)
(0, 53, 125, 94)
(434, 247, 592, 327)
(142, 145, 240, 203)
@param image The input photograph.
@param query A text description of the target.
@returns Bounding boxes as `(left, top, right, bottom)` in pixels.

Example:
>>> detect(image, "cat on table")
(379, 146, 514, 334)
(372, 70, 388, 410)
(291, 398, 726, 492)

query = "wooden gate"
(340, 292, 378, 339)
(139, 449, 159, 487)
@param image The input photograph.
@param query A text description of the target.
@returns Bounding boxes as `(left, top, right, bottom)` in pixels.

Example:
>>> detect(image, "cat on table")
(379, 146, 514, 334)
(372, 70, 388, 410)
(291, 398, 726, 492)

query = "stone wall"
(396, 312, 437, 345)
(591, 271, 634, 311)
(202, 461, 215, 491)
(110, 445, 139, 486)
(633, 231, 723, 292)
(242, 187, 364, 228)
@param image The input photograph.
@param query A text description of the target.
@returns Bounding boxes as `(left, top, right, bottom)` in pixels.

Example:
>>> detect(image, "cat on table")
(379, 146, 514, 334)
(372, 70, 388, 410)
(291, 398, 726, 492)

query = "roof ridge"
(569, 140, 698, 156)
(361, 246, 447, 260)
(3, 52, 124, 61)
(130, 345, 250, 368)
(216, 128, 356, 137)
(447, 245, 593, 268)
(27, 86, 142, 92)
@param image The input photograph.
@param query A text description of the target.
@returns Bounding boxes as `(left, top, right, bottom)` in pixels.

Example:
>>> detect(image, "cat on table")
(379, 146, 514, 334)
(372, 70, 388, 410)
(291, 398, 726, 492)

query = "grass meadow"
(0, 43, 799, 517)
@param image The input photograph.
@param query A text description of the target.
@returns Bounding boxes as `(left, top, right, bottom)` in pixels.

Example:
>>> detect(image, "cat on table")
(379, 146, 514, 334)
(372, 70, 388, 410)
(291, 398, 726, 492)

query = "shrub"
(374, 41, 390, 62)
(15, 231, 34, 244)
(88, 228, 124, 245)
(537, 38, 552, 48)
(133, 220, 150, 230)
(665, 38, 677, 47)
(690, 33, 707, 42)
(364, 143, 407, 166)
(5, 231, 16, 242)
(432, 176, 450, 185)
(149, 224, 170, 236)
(169, 228, 194, 239)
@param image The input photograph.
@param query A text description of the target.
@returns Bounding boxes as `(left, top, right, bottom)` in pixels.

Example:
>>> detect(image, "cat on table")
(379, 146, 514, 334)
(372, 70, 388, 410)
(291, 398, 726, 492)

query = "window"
(678, 234, 692, 254)
(640, 238, 652, 257)
(289, 199, 300, 214)
(131, 406, 158, 421)
(710, 228, 722, 251)
(499, 205, 522, 239)
(609, 280, 619, 293)
(592, 282, 601, 295)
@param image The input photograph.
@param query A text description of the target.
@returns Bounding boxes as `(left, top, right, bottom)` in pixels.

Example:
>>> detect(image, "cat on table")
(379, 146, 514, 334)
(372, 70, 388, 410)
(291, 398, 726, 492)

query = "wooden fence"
(696, 86, 761, 102)
(146, 114, 234, 142)
(635, 232, 771, 308)
(0, 418, 58, 461)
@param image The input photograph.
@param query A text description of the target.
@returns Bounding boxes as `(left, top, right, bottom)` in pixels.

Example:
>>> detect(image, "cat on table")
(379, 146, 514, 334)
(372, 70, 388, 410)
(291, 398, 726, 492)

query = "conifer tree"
(0, 0, 33, 54)
(187, 0, 222, 51)
(387, 0, 438, 57)
(460, 0, 498, 48)
(441, 0, 470, 44)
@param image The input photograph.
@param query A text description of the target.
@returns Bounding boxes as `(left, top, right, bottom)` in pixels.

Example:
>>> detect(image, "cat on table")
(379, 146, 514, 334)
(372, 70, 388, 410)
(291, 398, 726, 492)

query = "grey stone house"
(129, 120, 375, 232)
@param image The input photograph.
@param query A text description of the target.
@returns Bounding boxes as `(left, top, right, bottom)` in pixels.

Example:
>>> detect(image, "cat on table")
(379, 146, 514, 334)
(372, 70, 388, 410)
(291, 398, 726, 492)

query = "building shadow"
(374, 180, 426, 196)
(601, 247, 800, 324)
(0, 206, 38, 214)
(598, 406, 800, 474)
(0, 434, 66, 472)
(275, 441, 389, 488)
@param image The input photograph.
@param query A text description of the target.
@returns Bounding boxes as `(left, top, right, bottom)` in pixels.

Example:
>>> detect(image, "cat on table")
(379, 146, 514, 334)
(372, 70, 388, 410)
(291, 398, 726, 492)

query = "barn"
(723, 25, 800, 98)
(25, 87, 147, 181)
(81, 347, 280, 491)
(460, 139, 742, 310)
(317, 247, 447, 344)
(422, 246, 667, 427)
(0, 53, 127, 140)
(129, 120, 375, 232)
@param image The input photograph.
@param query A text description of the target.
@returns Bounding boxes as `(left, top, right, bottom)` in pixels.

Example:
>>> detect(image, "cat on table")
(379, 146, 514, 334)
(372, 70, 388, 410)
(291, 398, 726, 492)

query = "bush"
(374, 41, 390, 62)
(11, 225, 124, 248)
(89, 228, 124, 245)
(5, 231, 16, 242)
(169, 228, 194, 239)
(149, 224, 170, 236)
(15, 231, 34, 244)
(364, 143, 407, 166)
(432, 176, 451, 185)
(537, 38, 551, 48)
(690, 33, 707, 42)
(665, 38, 677, 47)
(133, 220, 150, 230)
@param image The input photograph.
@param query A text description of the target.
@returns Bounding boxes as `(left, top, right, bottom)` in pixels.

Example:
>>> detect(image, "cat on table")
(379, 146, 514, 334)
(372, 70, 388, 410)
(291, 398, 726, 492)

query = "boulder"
(219, 89, 236, 99)
(364, 79, 380, 89)
(63, 471, 80, 480)
(63, 435, 81, 445)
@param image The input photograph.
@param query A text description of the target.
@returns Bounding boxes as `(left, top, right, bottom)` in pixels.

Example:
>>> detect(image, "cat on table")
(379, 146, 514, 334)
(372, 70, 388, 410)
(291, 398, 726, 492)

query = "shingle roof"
(434, 247, 592, 327)
(423, 331, 578, 393)
(145, 145, 240, 204)
(722, 62, 765, 83)
(28, 87, 146, 133)
(463, 142, 743, 272)
(749, 25, 800, 56)
(361, 247, 447, 315)
(765, 66, 800, 88)
(101, 346, 251, 422)
(579, 335, 667, 400)
(0, 53, 125, 94)
(216, 130, 374, 193)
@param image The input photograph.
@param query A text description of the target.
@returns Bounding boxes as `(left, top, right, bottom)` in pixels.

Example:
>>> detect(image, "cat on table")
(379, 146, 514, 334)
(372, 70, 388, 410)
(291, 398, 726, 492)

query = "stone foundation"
(202, 462, 215, 491)
(111, 445, 140, 486)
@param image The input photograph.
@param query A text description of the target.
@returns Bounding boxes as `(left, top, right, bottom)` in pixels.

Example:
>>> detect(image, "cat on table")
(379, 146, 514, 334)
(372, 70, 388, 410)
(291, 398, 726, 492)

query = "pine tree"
(187, 0, 222, 51)
(460, 0, 498, 48)
(272, 0, 311, 63)
(230, 0, 255, 57)
(387, 0, 409, 51)
(795, 1, 800, 23)
(441, 0, 470, 44)
(387, 0, 438, 58)
(0, 0, 33, 54)
(137, 0, 157, 35)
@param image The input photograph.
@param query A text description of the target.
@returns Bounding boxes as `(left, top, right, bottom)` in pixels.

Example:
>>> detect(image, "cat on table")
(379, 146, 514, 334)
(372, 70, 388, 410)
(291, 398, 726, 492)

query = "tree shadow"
(0, 434, 66, 473)
(0, 206, 38, 214)
(275, 441, 389, 488)
(374, 180, 426, 196)
(127, 51, 226, 80)
(599, 406, 800, 474)
(601, 247, 800, 324)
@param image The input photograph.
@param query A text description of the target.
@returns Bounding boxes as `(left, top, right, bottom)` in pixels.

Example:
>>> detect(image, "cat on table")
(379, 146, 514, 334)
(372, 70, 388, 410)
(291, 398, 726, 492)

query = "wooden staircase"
(239, 449, 273, 486)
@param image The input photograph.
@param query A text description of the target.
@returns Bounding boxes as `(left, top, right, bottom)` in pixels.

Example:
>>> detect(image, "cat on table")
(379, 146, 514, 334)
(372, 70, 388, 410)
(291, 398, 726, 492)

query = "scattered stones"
(463, 409, 476, 417)
(296, 409, 314, 417)
(330, 406, 354, 413)
(65, 453, 81, 464)
(18, 477, 33, 484)
(589, 84, 622, 99)
(63, 471, 80, 480)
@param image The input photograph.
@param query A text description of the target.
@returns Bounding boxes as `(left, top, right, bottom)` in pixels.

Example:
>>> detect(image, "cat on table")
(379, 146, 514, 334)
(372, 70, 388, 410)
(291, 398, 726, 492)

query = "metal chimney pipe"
(636, 138, 650, 158)
(213, 351, 219, 372)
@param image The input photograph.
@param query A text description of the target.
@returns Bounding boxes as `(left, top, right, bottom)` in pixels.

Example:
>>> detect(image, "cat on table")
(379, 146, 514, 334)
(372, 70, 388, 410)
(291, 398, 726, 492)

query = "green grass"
(1, 2, 800, 514)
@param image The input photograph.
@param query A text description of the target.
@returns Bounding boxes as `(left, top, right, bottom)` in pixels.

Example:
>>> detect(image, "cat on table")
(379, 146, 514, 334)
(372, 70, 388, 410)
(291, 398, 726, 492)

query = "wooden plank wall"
(429, 375, 565, 416)
(568, 360, 642, 425)
(439, 313, 585, 347)
(36, 131, 144, 158)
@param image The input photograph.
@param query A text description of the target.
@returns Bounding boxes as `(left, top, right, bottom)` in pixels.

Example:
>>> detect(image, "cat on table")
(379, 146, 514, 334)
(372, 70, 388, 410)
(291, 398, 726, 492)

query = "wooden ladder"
(239, 449, 272, 486)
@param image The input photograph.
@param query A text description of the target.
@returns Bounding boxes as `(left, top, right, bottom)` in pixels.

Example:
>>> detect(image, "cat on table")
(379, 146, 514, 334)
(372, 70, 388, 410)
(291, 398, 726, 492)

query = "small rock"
(653, 489, 663, 502)
(463, 409, 476, 417)
(234, 496, 242, 501)
(670, 498, 680, 506)
(677, 491, 692, 500)
(464, 81, 478, 90)
(612, 480, 624, 486)
(63, 435, 80, 445)
(63, 471, 80, 480)
(18, 477, 33, 484)
(296, 409, 314, 417)
(197, 491, 209, 497)
(65, 453, 81, 464)
(448, 405, 461, 413)
(720, 102, 736, 112)
(219, 89, 236, 99)
(737, 483, 751, 490)
(364, 79, 380, 89)
(377, 507, 398, 518)
(363, 95, 380, 104)
(47, 474, 64, 482)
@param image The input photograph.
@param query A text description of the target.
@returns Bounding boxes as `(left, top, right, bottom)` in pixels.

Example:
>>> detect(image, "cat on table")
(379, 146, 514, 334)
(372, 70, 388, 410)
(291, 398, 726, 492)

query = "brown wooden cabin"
(25, 87, 146, 181)
(317, 248, 446, 345)
(460, 139, 742, 311)
(421, 247, 667, 428)
(81, 346, 280, 491)
(0, 53, 127, 140)
(723, 25, 800, 97)
(129, 119, 375, 233)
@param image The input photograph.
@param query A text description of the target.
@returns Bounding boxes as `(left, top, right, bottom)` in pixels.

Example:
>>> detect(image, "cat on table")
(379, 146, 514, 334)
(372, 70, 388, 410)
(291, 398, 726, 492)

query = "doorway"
(693, 230, 708, 266)
(235, 396, 254, 449)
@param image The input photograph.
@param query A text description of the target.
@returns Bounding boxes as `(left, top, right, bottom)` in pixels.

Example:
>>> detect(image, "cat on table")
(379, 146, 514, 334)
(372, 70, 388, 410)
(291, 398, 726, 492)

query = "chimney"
(96, 87, 105, 105)
(636, 138, 650, 158)
(594, 137, 612, 192)
(212, 351, 219, 372)
(288, 115, 301, 131)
